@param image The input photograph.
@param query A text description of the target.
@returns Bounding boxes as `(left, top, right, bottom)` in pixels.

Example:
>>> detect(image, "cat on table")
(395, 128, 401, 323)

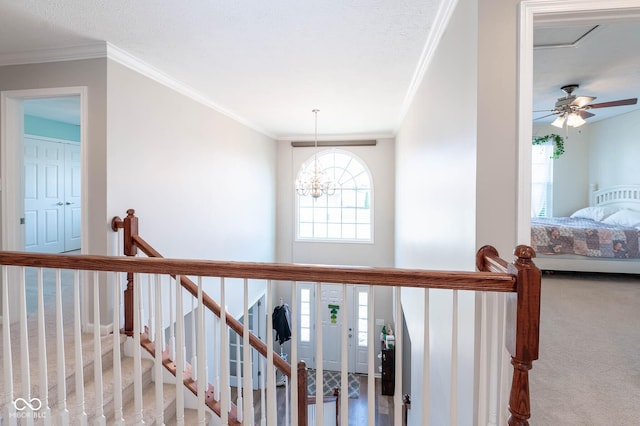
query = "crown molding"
(393, 0, 459, 134)
(0, 43, 106, 66)
(105, 43, 275, 139)
(0, 41, 275, 139)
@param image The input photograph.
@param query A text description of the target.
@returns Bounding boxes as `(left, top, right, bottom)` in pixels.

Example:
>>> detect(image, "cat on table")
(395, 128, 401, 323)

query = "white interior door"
(24, 136, 65, 253)
(64, 143, 81, 251)
(24, 136, 81, 253)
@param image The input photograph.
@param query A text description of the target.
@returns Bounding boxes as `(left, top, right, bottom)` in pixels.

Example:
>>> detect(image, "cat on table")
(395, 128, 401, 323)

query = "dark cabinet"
(381, 348, 395, 396)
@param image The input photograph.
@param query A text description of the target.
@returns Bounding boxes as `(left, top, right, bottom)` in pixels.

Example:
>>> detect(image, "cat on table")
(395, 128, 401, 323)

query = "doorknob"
(348, 334, 353, 338)
(56, 202, 64, 206)
(65, 202, 73, 205)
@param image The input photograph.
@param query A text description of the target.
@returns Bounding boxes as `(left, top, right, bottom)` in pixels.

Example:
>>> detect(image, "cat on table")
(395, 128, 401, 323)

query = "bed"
(531, 185, 640, 274)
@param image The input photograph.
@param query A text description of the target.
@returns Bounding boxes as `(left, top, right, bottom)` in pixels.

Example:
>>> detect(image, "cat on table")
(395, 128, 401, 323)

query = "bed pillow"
(569, 206, 618, 222)
(601, 209, 640, 228)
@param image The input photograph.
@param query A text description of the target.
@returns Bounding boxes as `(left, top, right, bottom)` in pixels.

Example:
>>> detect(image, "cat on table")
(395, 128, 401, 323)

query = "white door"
(24, 136, 81, 253)
(24, 137, 65, 253)
(297, 284, 370, 373)
(64, 143, 81, 251)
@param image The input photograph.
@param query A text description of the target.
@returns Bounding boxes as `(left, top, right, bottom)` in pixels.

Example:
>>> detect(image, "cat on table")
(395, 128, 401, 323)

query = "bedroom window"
(296, 149, 373, 242)
(531, 143, 554, 217)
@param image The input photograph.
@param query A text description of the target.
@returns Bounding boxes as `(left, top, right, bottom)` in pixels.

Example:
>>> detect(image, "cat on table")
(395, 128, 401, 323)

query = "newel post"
(111, 209, 139, 336)
(506, 245, 541, 426)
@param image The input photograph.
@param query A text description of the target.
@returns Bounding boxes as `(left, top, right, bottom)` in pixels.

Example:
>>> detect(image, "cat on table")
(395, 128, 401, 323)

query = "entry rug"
(307, 369, 360, 399)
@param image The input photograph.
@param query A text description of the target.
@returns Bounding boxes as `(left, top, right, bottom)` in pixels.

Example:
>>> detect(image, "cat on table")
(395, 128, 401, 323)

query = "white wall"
(395, 0, 478, 424)
(106, 59, 277, 318)
(589, 109, 640, 189)
(533, 123, 590, 216)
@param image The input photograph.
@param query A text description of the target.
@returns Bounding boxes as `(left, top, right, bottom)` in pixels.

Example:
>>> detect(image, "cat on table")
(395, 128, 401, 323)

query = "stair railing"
(0, 209, 540, 425)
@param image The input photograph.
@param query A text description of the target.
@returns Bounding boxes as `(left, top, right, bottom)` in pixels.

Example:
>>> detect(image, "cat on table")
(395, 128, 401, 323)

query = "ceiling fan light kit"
(535, 83, 638, 128)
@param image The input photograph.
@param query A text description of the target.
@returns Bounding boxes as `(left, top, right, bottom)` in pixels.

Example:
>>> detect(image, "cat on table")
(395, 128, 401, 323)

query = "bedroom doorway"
(1, 86, 88, 323)
(517, 0, 640, 244)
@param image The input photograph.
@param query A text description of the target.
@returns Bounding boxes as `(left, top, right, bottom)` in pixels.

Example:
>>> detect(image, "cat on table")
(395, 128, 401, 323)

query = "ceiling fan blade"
(587, 98, 638, 109)
(577, 110, 595, 119)
(534, 113, 558, 120)
(571, 96, 595, 108)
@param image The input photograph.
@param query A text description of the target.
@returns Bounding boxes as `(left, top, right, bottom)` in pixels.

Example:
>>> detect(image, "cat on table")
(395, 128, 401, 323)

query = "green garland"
(532, 133, 565, 159)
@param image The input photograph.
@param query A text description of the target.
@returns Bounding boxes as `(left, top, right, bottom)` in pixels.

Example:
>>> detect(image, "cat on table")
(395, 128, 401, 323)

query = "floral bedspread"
(531, 217, 640, 259)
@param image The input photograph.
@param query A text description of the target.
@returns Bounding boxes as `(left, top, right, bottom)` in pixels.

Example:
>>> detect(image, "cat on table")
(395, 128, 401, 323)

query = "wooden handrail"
(131, 234, 291, 376)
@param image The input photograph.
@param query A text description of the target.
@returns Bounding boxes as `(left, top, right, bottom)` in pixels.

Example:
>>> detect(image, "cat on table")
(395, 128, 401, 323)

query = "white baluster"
(477, 292, 489, 424)
(112, 271, 124, 425)
(56, 269, 69, 424)
(488, 293, 500, 426)
(394, 286, 404, 426)
(236, 332, 243, 423)
(219, 278, 229, 425)
(37, 268, 52, 424)
(191, 290, 197, 379)
(1, 266, 17, 423)
(259, 357, 266, 426)
(423, 288, 431, 424)
(176, 276, 186, 425)
(242, 278, 253, 424)
(154, 274, 165, 425)
(290, 281, 298, 424)
(266, 280, 276, 425)
(197, 276, 207, 425)
(341, 284, 348, 426)
(451, 289, 459, 425)
(73, 270, 87, 425)
(315, 281, 323, 426)
(19, 267, 33, 426)
(133, 274, 144, 425)
(367, 285, 375, 426)
(148, 274, 154, 342)
(169, 278, 176, 361)
(93, 271, 106, 425)
(213, 309, 219, 401)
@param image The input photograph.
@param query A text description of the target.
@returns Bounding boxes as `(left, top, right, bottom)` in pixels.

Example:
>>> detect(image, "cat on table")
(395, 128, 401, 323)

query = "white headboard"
(590, 184, 640, 210)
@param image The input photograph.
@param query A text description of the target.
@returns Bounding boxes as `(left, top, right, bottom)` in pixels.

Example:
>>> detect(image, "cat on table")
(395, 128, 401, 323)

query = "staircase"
(1, 295, 212, 424)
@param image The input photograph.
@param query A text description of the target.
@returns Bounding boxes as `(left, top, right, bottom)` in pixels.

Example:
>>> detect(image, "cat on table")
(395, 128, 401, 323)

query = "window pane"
(358, 319, 367, 331)
(296, 149, 372, 241)
(327, 224, 341, 239)
(301, 302, 310, 315)
(359, 292, 368, 304)
(358, 306, 367, 319)
(301, 289, 310, 302)
(301, 329, 310, 342)
(358, 332, 367, 346)
(301, 316, 310, 328)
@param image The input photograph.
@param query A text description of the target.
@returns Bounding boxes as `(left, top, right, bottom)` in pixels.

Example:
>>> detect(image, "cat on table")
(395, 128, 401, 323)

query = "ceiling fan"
(535, 84, 638, 128)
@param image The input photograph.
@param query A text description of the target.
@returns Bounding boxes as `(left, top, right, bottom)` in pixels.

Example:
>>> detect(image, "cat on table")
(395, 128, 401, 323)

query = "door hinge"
(20, 217, 25, 225)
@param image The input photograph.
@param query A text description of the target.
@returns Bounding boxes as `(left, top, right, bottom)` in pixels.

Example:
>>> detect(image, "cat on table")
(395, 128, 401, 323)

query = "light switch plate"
(376, 318, 385, 326)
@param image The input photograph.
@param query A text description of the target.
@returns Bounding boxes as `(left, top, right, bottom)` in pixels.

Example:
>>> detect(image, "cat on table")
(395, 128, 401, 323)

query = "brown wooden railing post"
(111, 209, 139, 336)
(297, 361, 308, 426)
(506, 245, 541, 426)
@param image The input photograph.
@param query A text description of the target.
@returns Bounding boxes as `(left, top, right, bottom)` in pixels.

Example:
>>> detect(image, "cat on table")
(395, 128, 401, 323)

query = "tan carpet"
(530, 272, 640, 425)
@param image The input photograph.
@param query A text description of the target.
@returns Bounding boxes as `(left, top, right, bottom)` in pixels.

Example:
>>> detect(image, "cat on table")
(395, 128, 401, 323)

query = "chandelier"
(295, 109, 335, 198)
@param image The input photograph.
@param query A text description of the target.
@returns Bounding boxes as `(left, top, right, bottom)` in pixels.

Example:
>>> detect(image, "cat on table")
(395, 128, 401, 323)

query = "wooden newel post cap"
(514, 245, 535, 262)
(126, 209, 136, 217)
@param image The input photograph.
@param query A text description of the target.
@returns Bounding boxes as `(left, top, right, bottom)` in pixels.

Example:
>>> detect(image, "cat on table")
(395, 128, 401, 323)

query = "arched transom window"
(296, 149, 373, 242)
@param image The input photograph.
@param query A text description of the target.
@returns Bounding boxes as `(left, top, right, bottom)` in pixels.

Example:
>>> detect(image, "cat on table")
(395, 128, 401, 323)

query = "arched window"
(296, 149, 373, 241)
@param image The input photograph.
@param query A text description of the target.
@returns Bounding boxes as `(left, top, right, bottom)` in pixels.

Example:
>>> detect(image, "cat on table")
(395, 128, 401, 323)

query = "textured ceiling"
(2, 2, 639, 137)
(533, 19, 640, 124)
(0, 0, 441, 139)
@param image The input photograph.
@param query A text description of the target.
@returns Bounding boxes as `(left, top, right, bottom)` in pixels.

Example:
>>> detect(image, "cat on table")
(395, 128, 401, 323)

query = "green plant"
(532, 133, 565, 159)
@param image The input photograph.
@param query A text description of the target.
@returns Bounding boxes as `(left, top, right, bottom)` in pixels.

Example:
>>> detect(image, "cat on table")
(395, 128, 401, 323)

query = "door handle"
(348, 334, 353, 338)
(56, 202, 64, 206)
(65, 202, 73, 205)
